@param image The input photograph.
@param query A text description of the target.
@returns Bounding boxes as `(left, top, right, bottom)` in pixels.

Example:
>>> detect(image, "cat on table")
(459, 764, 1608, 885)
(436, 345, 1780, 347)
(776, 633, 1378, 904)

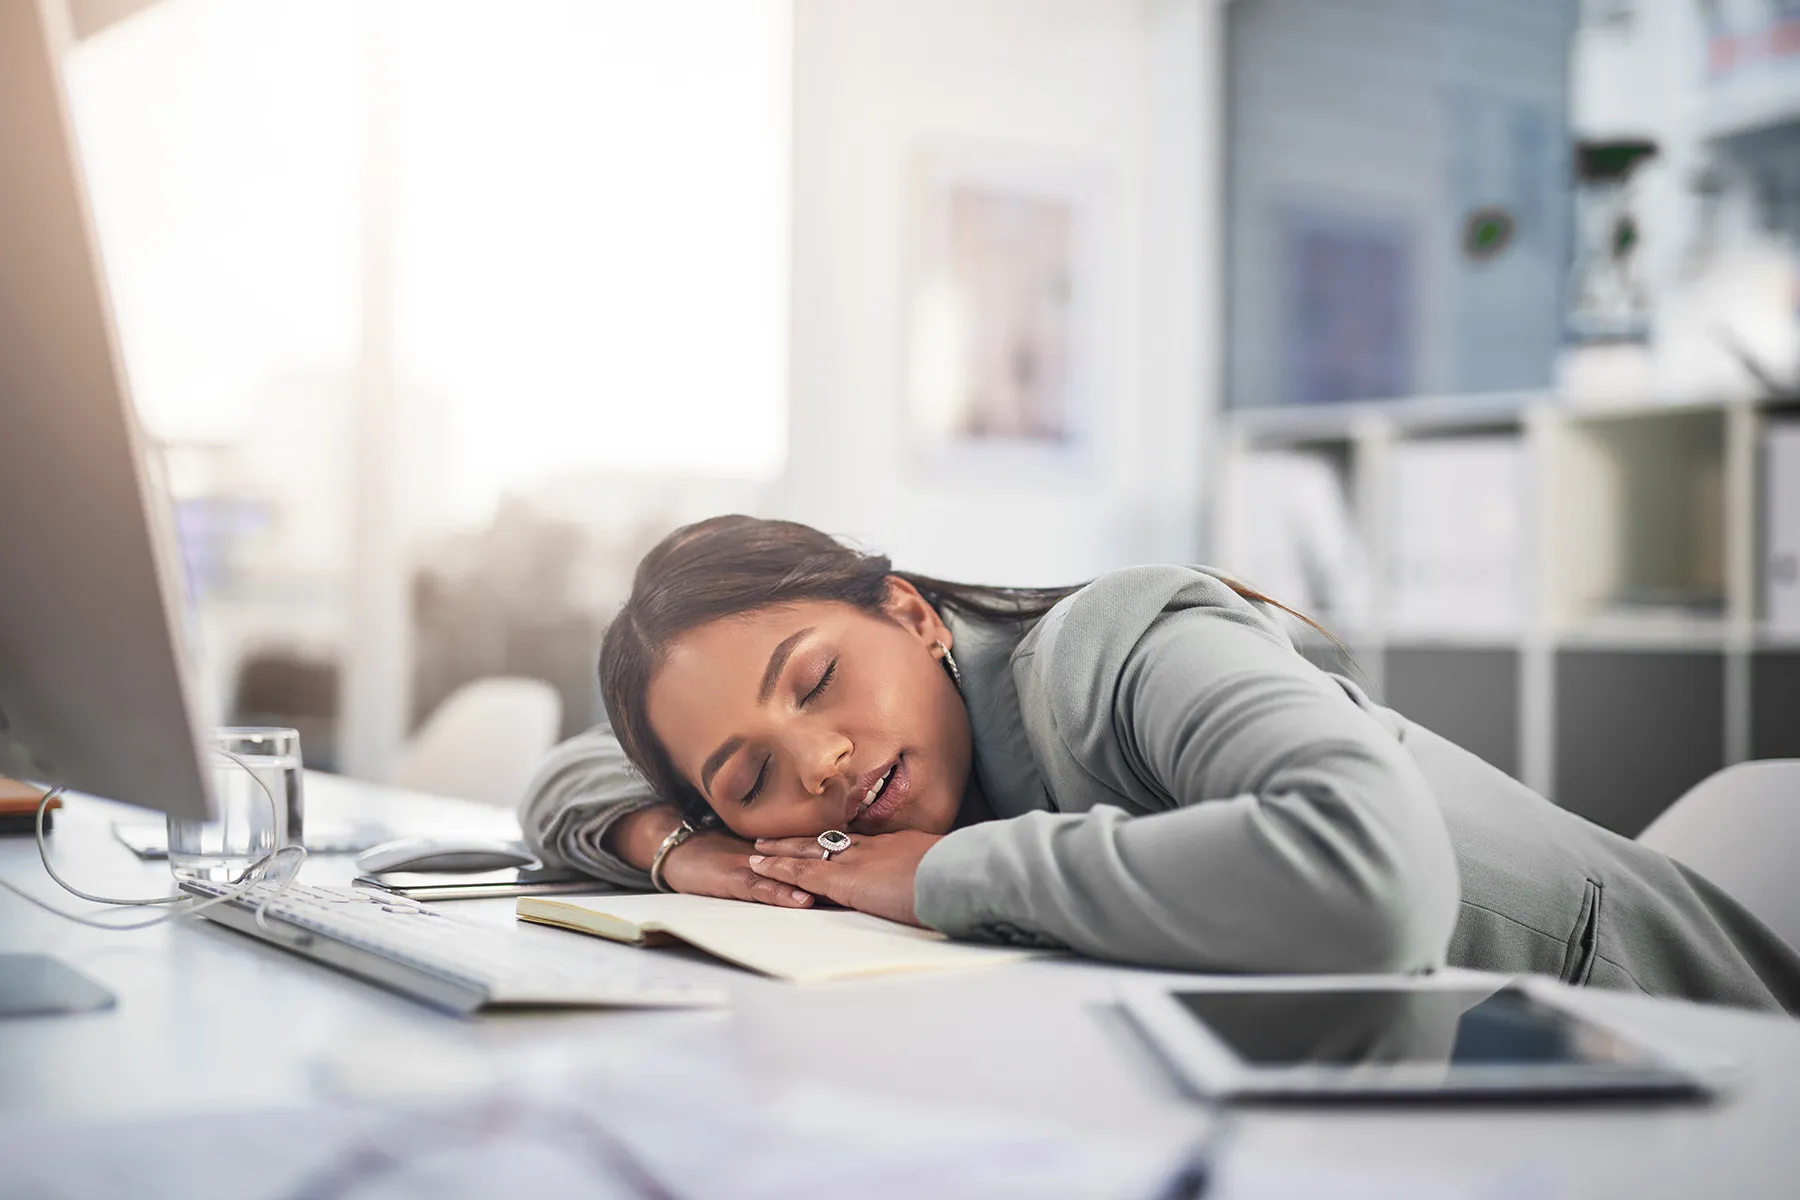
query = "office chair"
(389, 677, 562, 807)
(1638, 760, 1800, 952)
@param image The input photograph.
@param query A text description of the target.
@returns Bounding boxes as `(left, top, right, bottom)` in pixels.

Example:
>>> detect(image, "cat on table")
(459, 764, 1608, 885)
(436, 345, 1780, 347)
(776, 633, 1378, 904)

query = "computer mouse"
(355, 835, 538, 875)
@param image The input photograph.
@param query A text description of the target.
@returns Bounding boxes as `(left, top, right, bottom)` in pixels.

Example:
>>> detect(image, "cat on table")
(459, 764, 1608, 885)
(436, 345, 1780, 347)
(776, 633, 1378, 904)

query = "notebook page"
(539, 893, 1037, 982)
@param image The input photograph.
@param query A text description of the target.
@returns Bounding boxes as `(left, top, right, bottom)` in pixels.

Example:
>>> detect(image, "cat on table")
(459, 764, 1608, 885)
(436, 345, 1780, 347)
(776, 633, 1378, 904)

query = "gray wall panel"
(1386, 646, 1520, 779)
(1224, 0, 1575, 408)
(1554, 650, 1725, 837)
(1750, 652, 1800, 760)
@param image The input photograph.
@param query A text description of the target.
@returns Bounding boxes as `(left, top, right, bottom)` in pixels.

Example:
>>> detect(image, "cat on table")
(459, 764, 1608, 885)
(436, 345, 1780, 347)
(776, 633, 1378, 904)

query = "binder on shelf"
(1765, 424, 1800, 633)
(1225, 451, 1370, 631)
(1388, 436, 1525, 635)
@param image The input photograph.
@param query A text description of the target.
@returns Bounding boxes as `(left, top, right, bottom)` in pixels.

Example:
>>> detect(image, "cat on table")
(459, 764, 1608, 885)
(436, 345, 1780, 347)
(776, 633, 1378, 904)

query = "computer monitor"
(0, 0, 215, 823)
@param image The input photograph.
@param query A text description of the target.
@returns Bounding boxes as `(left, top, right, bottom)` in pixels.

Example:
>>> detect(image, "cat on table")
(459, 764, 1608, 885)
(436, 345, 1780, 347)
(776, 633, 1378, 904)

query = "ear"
(882, 576, 952, 649)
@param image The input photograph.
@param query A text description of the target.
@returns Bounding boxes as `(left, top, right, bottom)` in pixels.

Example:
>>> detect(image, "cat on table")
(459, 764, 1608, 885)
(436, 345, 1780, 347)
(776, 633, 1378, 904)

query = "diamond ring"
(817, 829, 852, 861)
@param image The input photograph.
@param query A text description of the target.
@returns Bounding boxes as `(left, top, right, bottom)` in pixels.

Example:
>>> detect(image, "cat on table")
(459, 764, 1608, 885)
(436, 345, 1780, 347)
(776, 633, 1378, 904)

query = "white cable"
(0, 749, 309, 930)
(30, 787, 183, 906)
(0, 845, 303, 930)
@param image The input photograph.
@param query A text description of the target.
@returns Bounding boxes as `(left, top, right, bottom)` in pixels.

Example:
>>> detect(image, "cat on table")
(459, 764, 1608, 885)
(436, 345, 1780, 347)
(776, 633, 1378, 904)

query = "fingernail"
(747, 855, 764, 866)
(792, 890, 809, 903)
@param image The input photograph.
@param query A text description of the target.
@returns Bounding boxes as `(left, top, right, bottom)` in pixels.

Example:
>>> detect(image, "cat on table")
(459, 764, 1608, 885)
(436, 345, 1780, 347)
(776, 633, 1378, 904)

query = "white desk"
(4, 772, 1799, 1197)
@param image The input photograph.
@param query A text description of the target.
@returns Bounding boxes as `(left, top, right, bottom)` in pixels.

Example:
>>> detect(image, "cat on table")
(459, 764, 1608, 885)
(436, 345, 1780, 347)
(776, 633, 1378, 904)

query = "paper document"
(0, 1062, 1213, 1200)
(517, 892, 1041, 983)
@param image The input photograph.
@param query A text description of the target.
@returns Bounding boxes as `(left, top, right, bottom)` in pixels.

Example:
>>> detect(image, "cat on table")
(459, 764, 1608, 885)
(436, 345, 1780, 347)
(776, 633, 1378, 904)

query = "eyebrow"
(698, 626, 815, 797)
(699, 737, 743, 799)
(758, 627, 815, 705)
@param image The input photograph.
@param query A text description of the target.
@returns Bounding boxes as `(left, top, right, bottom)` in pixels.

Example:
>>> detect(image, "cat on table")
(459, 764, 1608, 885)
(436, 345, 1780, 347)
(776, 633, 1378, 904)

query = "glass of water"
(166, 727, 305, 883)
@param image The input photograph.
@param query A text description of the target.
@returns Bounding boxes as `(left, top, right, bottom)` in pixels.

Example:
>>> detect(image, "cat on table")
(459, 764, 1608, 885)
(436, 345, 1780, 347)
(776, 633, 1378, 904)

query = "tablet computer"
(1120, 975, 1722, 1101)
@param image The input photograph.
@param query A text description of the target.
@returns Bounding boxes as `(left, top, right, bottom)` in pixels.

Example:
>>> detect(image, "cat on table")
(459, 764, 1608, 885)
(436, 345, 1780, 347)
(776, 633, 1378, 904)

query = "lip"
(843, 759, 896, 828)
(848, 756, 908, 833)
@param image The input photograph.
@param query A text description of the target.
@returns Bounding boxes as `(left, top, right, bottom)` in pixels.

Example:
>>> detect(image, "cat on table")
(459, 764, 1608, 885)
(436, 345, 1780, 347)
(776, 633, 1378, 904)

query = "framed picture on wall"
(903, 144, 1105, 474)
(1278, 204, 1417, 407)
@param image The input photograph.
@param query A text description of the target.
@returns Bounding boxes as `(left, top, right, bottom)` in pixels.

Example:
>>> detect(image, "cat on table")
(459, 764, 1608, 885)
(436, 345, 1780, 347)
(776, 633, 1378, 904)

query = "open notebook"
(516, 893, 1042, 983)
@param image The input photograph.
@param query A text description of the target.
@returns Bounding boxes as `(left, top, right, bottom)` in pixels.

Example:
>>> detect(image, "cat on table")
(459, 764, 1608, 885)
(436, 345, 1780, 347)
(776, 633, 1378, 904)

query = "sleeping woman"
(520, 514, 1800, 1013)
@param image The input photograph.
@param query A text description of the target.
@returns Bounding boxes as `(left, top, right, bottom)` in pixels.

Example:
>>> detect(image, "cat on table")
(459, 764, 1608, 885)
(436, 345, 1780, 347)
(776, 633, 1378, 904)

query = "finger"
(753, 836, 831, 859)
(738, 870, 813, 908)
(747, 854, 842, 901)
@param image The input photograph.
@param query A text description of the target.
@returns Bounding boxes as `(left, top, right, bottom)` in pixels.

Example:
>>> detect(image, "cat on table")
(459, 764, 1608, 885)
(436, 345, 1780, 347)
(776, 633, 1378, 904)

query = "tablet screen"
(1174, 985, 1657, 1070)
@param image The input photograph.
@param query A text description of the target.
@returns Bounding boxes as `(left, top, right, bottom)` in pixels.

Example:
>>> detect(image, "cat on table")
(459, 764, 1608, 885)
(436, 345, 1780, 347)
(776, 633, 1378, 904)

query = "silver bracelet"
(648, 820, 695, 893)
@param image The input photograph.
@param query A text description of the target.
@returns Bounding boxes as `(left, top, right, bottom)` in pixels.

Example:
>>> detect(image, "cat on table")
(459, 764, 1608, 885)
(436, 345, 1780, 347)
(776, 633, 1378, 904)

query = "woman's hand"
(607, 804, 815, 908)
(661, 828, 818, 907)
(747, 830, 944, 926)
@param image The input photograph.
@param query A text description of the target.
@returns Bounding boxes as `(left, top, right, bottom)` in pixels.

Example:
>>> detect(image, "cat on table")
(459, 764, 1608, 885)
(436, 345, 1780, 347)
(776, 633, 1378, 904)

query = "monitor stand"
(2, 781, 113, 1018)
(0, 954, 116, 1018)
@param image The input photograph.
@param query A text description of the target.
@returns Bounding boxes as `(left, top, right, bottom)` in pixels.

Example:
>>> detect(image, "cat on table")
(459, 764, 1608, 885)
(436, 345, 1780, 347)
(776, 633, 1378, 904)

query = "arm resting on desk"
(517, 725, 663, 889)
(915, 605, 1462, 973)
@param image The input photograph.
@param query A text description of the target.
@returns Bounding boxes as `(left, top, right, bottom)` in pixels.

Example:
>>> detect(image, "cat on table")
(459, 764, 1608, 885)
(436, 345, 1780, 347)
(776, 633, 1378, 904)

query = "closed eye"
(801, 658, 837, 706)
(739, 659, 835, 806)
(739, 759, 768, 807)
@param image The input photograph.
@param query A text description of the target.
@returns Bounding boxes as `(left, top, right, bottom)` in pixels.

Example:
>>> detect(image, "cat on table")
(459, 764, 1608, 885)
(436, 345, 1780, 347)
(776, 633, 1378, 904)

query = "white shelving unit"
(1701, 55, 1800, 142)
(1213, 391, 1800, 836)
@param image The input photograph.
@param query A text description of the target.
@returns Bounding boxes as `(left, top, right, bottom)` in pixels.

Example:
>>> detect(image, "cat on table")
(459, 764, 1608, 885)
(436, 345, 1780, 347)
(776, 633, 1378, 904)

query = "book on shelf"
(516, 892, 1042, 984)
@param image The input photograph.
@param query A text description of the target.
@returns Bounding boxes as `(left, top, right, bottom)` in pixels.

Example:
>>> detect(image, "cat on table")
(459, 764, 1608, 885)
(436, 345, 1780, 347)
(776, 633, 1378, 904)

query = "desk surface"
(3, 772, 1798, 1197)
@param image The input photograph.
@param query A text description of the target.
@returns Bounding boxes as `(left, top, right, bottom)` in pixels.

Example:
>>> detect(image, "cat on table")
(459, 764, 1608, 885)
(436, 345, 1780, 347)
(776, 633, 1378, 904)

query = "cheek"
(858, 643, 942, 723)
(717, 801, 828, 842)
(892, 664, 972, 824)
(860, 673, 921, 730)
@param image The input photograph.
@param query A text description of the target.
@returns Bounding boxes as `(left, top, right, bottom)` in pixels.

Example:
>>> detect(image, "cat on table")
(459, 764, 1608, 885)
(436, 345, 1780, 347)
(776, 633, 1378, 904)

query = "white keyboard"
(180, 879, 727, 1014)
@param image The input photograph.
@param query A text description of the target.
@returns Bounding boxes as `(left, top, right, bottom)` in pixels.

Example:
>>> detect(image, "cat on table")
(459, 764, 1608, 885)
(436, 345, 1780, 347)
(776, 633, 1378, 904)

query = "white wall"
(779, 0, 1218, 585)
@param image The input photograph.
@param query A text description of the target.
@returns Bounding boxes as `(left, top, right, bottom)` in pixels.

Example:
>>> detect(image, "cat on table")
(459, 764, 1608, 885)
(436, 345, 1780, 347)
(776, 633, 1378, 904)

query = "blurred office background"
(61, 0, 1800, 833)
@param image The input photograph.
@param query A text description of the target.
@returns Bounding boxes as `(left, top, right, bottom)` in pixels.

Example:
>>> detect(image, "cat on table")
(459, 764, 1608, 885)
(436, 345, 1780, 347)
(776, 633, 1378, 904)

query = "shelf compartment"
(1546, 408, 1729, 627)
(1217, 442, 1371, 633)
(1386, 432, 1528, 636)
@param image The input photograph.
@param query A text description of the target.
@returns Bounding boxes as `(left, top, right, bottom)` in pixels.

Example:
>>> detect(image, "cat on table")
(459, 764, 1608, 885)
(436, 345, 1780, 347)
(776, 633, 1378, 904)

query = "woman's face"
(645, 579, 972, 841)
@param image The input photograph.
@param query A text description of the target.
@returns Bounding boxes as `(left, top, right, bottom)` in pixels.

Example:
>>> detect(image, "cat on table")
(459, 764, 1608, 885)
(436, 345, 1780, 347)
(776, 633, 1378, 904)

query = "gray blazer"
(520, 565, 1800, 1014)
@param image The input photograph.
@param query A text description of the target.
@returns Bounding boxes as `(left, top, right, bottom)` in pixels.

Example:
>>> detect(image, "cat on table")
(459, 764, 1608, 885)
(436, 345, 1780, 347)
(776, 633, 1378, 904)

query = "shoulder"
(1017, 564, 1292, 680)
(1011, 565, 1296, 768)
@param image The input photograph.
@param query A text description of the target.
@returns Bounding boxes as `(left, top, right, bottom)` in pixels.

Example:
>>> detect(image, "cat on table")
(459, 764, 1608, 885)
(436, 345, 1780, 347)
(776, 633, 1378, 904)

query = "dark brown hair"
(598, 514, 1330, 827)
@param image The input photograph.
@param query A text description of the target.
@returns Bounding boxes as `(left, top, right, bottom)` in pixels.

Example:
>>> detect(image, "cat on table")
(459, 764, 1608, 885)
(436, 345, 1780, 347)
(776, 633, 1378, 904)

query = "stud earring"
(933, 640, 963, 693)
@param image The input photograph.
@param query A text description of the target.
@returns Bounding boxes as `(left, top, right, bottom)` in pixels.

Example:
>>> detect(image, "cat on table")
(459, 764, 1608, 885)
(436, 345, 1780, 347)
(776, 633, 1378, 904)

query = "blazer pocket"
(1559, 880, 1603, 986)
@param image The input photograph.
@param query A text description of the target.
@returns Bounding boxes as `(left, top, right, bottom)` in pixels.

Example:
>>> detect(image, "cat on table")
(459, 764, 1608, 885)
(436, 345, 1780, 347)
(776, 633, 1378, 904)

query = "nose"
(797, 725, 853, 798)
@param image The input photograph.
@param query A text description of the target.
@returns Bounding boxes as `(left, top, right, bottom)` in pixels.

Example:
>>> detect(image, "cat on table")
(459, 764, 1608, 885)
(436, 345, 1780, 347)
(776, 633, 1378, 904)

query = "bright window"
(68, 0, 790, 526)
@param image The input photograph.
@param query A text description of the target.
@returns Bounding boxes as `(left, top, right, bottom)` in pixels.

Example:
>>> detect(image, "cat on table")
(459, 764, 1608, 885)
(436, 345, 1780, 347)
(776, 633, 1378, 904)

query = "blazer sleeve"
(913, 605, 1461, 973)
(516, 724, 660, 889)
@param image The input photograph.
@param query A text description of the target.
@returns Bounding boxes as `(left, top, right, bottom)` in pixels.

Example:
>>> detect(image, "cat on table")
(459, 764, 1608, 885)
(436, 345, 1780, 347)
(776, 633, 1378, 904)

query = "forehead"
(659, 599, 845, 672)
(645, 599, 869, 759)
